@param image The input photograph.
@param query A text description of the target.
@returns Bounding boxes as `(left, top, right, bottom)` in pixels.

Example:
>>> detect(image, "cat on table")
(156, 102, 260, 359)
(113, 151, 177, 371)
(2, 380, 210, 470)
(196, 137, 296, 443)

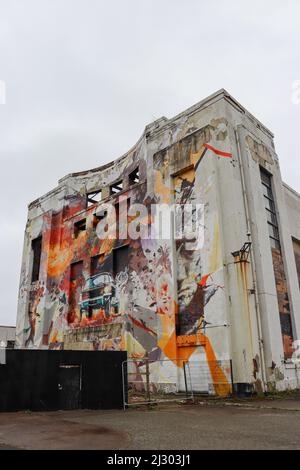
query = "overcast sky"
(0, 0, 299, 326)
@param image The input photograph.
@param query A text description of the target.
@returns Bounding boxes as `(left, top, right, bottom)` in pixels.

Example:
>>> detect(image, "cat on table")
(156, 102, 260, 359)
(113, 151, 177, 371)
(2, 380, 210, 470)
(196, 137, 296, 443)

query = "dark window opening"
(129, 167, 140, 185)
(70, 260, 84, 281)
(91, 254, 104, 276)
(93, 210, 107, 229)
(31, 236, 42, 283)
(260, 168, 281, 251)
(74, 219, 86, 238)
(68, 261, 84, 324)
(110, 180, 123, 195)
(87, 190, 102, 207)
(113, 244, 129, 276)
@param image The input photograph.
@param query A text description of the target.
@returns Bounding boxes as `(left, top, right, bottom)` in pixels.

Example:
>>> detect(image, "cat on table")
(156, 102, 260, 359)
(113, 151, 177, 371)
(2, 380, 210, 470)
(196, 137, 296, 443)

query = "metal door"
(58, 365, 81, 410)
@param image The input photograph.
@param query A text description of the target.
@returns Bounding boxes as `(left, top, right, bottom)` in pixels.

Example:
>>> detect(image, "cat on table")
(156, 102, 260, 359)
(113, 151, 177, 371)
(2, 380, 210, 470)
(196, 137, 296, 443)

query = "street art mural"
(17, 119, 234, 396)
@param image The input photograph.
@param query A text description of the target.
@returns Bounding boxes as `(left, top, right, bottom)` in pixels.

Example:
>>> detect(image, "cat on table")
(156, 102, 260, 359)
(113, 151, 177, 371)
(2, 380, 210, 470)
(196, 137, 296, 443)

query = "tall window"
(260, 167, 294, 359)
(68, 261, 84, 324)
(260, 168, 280, 250)
(31, 236, 42, 282)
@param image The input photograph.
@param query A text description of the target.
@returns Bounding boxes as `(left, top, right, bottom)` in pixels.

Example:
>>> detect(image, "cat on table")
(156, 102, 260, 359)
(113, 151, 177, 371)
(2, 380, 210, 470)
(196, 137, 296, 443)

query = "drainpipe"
(234, 128, 268, 392)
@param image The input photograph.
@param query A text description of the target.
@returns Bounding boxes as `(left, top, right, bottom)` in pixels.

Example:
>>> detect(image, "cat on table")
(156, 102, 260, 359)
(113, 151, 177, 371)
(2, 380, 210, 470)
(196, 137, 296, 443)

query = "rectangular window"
(68, 261, 84, 324)
(93, 209, 107, 229)
(266, 209, 277, 225)
(260, 168, 281, 250)
(268, 224, 279, 240)
(87, 190, 102, 207)
(91, 254, 104, 276)
(260, 167, 293, 358)
(74, 219, 86, 238)
(113, 244, 129, 276)
(31, 236, 42, 282)
(129, 167, 140, 185)
(70, 260, 84, 281)
(110, 180, 123, 195)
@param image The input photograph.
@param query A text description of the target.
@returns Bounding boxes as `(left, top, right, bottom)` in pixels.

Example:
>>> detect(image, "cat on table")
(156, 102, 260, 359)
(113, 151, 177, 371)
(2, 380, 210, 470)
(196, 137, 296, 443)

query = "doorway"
(58, 364, 81, 410)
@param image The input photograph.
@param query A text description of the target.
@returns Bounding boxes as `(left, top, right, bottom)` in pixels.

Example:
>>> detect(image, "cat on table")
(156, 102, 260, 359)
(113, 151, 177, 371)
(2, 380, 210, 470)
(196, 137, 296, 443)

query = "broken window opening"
(87, 189, 102, 208)
(93, 211, 108, 231)
(93, 209, 107, 229)
(113, 244, 129, 277)
(110, 180, 123, 195)
(129, 167, 140, 185)
(74, 219, 86, 238)
(31, 236, 42, 283)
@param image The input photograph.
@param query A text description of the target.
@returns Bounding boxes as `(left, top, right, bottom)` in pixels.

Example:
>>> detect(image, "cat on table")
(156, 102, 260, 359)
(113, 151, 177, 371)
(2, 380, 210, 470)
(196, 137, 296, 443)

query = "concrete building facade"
(16, 89, 300, 395)
(0, 325, 15, 348)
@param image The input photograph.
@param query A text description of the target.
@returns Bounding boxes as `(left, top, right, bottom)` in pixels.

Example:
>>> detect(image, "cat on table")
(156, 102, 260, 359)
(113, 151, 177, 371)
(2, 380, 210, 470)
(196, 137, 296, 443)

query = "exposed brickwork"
(271, 247, 293, 359)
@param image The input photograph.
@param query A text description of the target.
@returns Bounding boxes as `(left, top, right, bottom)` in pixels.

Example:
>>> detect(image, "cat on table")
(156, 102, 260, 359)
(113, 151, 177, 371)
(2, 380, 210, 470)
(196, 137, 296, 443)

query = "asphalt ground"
(0, 399, 300, 450)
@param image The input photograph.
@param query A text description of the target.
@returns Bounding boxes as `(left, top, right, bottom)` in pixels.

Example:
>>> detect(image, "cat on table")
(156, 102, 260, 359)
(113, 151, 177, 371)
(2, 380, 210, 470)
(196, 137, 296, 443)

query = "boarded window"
(31, 236, 42, 283)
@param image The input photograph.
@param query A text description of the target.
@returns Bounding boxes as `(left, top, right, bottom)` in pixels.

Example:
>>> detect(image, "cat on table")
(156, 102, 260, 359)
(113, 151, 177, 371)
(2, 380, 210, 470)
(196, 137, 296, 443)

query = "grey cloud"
(0, 0, 299, 325)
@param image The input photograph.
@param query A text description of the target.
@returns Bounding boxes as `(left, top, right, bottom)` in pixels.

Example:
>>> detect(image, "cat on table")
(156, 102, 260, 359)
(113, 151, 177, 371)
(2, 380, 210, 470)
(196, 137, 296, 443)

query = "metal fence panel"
(187, 359, 233, 396)
(122, 358, 233, 408)
(122, 359, 194, 408)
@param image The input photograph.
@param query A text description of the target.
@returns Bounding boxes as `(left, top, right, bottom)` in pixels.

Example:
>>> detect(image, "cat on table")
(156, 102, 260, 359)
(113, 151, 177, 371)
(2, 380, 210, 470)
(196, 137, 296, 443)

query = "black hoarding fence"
(0, 349, 126, 411)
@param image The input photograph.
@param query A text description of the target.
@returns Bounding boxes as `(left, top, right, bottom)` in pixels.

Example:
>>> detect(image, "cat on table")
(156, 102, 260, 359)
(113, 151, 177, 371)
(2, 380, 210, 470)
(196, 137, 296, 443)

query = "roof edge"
(283, 181, 300, 199)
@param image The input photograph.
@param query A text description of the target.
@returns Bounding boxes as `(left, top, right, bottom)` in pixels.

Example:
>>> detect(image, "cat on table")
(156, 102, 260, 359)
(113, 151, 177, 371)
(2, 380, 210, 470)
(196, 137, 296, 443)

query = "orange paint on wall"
(154, 170, 171, 204)
(47, 243, 73, 278)
(175, 332, 231, 396)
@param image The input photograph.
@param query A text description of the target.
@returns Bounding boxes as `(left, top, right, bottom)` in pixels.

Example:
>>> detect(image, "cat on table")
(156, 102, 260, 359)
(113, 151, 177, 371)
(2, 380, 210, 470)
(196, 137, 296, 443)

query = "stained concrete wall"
(284, 184, 300, 241)
(16, 89, 300, 394)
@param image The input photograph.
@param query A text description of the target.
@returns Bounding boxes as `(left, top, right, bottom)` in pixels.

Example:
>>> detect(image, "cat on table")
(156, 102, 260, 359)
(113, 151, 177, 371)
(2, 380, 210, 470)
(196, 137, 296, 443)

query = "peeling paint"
(16, 89, 300, 395)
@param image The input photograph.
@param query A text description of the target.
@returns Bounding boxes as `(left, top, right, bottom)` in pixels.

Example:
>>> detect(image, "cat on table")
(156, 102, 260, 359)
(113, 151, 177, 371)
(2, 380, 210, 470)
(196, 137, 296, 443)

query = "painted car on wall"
(79, 272, 119, 320)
